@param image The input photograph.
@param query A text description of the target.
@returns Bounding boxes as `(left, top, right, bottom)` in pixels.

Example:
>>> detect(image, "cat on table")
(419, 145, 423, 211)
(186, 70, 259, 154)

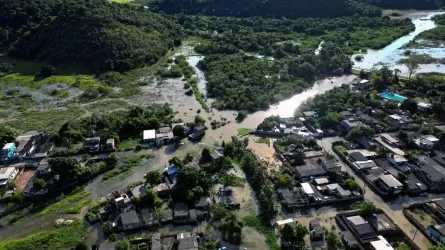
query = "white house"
(0, 167, 19, 186)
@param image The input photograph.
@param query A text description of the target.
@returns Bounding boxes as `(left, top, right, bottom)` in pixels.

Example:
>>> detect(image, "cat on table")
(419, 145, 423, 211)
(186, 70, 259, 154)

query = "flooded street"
(353, 11, 445, 75)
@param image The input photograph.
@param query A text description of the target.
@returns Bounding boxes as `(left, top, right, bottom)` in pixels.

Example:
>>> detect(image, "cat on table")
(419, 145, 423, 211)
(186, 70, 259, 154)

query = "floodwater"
(353, 11, 445, 75)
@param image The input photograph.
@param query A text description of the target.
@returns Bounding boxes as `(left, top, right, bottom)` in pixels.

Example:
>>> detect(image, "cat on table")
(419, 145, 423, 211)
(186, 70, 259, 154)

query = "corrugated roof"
(143, 129, 156, 140)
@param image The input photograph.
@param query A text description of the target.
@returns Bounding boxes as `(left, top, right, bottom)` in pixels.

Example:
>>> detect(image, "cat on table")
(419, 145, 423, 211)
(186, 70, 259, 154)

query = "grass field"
(255, 137, 270, 146)
(3, 106, 85, 134)
(0, 54, 106, 90)
(35, 191, 91, 217)
(237, 128, 252, 137)
(0, 220, 86, 250)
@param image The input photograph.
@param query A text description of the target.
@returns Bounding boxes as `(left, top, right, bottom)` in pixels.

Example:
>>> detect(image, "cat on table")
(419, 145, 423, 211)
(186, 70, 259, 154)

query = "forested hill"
(149, 0, 382, 19)
(0, 0, 181, 72)
(360, 0, 445, 9)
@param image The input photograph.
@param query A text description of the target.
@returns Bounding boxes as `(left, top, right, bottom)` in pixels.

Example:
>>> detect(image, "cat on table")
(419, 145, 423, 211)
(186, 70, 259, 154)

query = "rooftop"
(379, 174, 403, 188)
(143, 129, 156, 140)
(370, 235, 394, 250)
(301, 182, 315, 195)
(349, 152, 368, 162)
(435, 199, 445, 211)
(0, 167, 16, 180)
(355, 160, 378, 170)
(295, 164, 327, 178)
(120, 210, 140, 226)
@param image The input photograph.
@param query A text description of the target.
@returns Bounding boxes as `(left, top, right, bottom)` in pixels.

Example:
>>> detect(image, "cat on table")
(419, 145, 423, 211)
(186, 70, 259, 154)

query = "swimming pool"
(380, 92, 407, 102)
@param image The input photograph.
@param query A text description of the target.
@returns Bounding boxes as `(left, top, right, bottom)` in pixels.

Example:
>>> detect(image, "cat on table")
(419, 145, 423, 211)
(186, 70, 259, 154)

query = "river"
(181, 11, 445, 142)
(353, 11, 445, 75)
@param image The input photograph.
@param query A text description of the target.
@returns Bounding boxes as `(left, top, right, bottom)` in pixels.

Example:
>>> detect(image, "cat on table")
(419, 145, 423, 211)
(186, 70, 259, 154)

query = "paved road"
(319, 137, 432, 250)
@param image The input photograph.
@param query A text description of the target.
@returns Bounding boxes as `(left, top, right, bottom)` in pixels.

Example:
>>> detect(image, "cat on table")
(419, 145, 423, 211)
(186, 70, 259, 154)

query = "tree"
(325, 230, 342, 249)
(183, 153, 193, 164)
(173, 125, 185, 138)
(406, 59, 420, 79)
(358, 201, 376, 217)
(281, 224, 296, 243)
(144, 171, 162, 186)
(219, 213, 243, 244)
(0, 126, 16, 144)
(201, 148, 212, 162)
(102, 221, 114, 232)
(397, 130, 408, 143)
(75, 242, 88, 250)
(401, 98, 418, 114)
(0, 63, 13, 73)
(345, 179, 359, 191)
(33, 178, 47, 189)
(116, 239, 131, 250)
(346, 127, 375, 140)
(48, 157, 82, 181)
(294, 224, 309, 242)
(39, 65, 56, 77)
(104, 154, 118, 168)
(194, 115, 205, 126)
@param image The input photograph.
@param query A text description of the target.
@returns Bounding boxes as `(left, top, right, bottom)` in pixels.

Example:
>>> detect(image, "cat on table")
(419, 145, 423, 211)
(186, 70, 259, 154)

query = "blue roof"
(167, 166, 178, 175)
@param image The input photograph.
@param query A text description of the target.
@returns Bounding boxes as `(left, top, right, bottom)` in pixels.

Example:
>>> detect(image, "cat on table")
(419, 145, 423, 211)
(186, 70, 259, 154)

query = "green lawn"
(0, 220, 86, 250)
(237, 128, 252, 137)
(62, 199, 91, 214)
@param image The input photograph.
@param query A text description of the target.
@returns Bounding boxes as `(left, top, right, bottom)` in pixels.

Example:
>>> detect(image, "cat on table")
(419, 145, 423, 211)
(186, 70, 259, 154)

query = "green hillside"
(0, 0, 181, 72)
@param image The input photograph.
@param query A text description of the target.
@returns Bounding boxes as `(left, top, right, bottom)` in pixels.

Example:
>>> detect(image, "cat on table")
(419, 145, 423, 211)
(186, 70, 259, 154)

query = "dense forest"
(360, 0, 445, 9)
(181, 15, 414, 55)
(0, 0, 181, 72)
(149, 0, 381, 19)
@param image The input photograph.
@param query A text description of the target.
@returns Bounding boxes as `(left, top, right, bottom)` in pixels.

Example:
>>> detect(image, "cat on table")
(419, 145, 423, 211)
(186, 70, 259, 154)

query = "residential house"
(388, 114, 413, 128)
(424, 135, 440, 146)
(151, 233, 161, 250)
(188, 126, 205, 141)
(412, 156, 445, 192)
(141, 208, 159, 228)
(98, 242, 117, 250)
(435, 125, 445, 134)
(387, 154, 411, 173)
(194, 196, 211, 220)
(353, 160, 378, 172)
(210, 150, 223, 162)
(355, 137, 377, 150)
(295, 164, 327, 180)
(359, 114, 377, 126)
(142, 129, 156, 146)
(340, 111, 354, 118)
(326, 183, 351, 198)
(349, 152, 368, 162)
(375, 174, 403, 195)
(370, 235, 395, 250)
(153, 183, 170, 197)
(418, 102, 432, 111)
(415, 137, 435, 150)
(156, 126, 174, 146)
(1, 143, 17, 162)
(174, 202, 190, 224)
(434, 199, 445, 219)
(322, 160, 342, 172)
(278, 187, 304, 212)
(15, 132, 54, 159)
(303, 111, 318, 118)
(341, 120, 362, 131)
(37, 160, 51, 176)
(371, 109, 386, 118)
(84, 137, 100, 153)
(177, 233, 198, 250)
(119, 210, 142, 230)
(130, 184, 147, 200)
(105, 138, 115, 151)
(304, 151, 324, 159)
(345, 215, 378, 243)
(0, 167, 19, 186)
(214, 187, 240, 208)
(380, 134, 401, 147)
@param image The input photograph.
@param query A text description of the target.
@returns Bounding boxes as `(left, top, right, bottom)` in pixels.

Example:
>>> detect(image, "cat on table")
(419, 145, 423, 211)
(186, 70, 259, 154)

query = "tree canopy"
(0, 0, 181, 72)
(150, 0, 381, 19)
